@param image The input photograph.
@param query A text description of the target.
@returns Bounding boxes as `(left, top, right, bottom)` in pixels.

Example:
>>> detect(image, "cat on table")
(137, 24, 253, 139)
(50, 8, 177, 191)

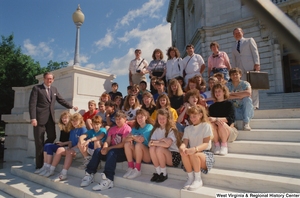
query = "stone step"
(63, 160, 300, 194)
(0, 168, 73, 198)
(253, 108, 300, 119)
(214, 153, 300, 177)
(11, 165, 158, 198)
(236, 129, 300, 142)
(0, 191, 14, 198)
(204, 168, 300, 193)
(228, 140, 300, 158)
(55, 162, 240, 198)
(250, 118, 300, 129)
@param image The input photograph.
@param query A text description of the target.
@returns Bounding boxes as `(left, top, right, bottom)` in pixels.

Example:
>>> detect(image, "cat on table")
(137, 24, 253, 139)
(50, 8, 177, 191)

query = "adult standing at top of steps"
(29, 72, 78, 170)
(231, 27, 260, 109)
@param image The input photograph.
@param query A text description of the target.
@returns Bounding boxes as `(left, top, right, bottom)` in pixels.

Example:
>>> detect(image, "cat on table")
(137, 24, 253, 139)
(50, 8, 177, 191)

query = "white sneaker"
(34, 166, 45, 174)
(38, 168, 48, 176)
(127, 168, 141, 179)
(244, 123, 251, 131)
(43, 169, 55, 178)
(188, 179, 203, 191)
(78, 156, 91, 170)
(219, 146, 228, 155)
(214, 145, 221, 155)
(183, 176, 194, 189)
(52, 172, 67, 182)
(80, 172, 94, 187)
(92, 173, 113, 191)
(123, 168, 133, 178)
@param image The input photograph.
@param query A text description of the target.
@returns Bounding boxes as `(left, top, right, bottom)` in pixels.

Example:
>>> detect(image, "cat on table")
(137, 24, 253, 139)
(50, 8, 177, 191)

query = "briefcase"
(246, 71, 270, 90)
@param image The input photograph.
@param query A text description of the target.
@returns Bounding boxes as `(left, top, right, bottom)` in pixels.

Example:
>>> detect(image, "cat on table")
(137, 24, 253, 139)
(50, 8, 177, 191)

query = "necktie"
(47, 88, 51, 101)
(237, 40, 240, 53)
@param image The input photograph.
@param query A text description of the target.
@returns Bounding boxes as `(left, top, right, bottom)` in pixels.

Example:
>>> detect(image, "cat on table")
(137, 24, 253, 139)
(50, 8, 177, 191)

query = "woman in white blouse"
(165, 47, 183, 84)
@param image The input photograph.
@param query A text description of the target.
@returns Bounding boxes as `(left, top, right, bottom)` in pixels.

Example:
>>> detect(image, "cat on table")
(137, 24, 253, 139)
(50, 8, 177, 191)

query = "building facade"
(166, 0, 300, 109)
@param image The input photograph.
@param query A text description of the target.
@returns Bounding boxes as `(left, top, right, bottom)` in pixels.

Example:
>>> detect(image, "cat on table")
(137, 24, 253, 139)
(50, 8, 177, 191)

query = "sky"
(0, 0, 172, 94)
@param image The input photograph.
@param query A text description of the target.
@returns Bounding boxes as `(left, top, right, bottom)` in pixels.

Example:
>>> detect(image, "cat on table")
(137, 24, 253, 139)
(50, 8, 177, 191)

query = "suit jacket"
(232, 37, 260, 80)
(29, 84, 73, 125)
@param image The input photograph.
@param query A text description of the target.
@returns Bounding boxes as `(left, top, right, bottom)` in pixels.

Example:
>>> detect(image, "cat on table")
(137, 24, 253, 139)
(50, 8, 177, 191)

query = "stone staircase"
(1, 108, 300, 198)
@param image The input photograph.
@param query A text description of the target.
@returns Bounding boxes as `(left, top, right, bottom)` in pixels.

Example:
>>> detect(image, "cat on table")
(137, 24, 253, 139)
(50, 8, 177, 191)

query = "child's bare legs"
(94, 140, 101, 149)
(51, 147, 66, 167)
(149, 146, 159, 167)
(211, 123, 219, 144)
(124, 142, 136, 164)
(211, 123, 221, 154)
(188, 153, 206, 190)
(77, 140, 88, 158)
(45, 154, 53, 164)
(180, 153, 193, 172)
(44, 147, 66, 178)
(123, 141, 137, 178)
(216, 122, 230, 155)
(86, 119, 93, 130)
(155, 146, 172, 168)
(135, 143, 151, 164)
(190, 153, 207, 172)
(63, 148, 76, 170)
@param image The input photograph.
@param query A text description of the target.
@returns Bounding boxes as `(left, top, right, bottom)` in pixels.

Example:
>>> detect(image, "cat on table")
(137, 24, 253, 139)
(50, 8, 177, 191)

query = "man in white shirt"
(129, 49, 149, 86)
(231, 28, 260, 109)
(182, 44, 206, 86)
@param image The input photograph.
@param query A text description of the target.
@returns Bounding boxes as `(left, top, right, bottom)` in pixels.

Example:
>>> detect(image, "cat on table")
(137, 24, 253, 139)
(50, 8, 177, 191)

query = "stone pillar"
(1, 66, 115, 164)
(176, 4, 185, 53)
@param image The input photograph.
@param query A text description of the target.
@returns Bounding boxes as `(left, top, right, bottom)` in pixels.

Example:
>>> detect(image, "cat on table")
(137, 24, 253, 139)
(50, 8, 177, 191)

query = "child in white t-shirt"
(149, 108, 181, 183)
(179, 105, 214, 191)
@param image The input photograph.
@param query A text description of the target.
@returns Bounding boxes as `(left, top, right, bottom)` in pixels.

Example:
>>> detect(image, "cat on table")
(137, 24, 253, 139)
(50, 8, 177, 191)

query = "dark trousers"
(86, 148, 126, 181)
(33, 115, 56, 169)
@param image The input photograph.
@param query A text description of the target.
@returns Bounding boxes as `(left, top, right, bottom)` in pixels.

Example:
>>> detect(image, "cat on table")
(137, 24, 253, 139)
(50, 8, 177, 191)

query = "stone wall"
(1, 66, 115, 163)
(166, 0, 300, 109)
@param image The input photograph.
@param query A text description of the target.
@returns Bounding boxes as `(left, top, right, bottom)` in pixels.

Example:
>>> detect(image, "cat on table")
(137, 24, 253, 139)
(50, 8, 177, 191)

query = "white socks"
(194, 171, 201, 181)
(161, 167, 167, 176)
(155, 166, 161, 174)
(61, 169, 67, 175)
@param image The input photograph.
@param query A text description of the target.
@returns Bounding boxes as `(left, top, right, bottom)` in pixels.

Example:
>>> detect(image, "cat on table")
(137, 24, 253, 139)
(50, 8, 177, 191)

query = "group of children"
(33, 69, 243, 192)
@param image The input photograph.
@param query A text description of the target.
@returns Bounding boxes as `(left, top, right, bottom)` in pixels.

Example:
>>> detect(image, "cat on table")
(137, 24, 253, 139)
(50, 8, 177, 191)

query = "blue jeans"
(234, 97, 254, 123)
(86, 148, 126, 181)
(211, 68, 230, 81)
(176, 122, 186, 133)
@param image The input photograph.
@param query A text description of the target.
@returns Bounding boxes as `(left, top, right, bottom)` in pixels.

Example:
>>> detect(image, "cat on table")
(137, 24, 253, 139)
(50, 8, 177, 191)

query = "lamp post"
(72, 4, 85, 66)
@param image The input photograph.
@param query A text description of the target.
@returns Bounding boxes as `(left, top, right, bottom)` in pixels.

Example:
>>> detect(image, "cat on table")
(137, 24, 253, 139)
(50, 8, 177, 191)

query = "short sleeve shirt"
(131, 124, 153, 146)
(129, 58, 148, 75)
(69, 127, 87, 147)
(108, 124, 131, 146)
(150, 128, 179, 152)
(83, 110, 99, 122)
(85, 128, 107, 142)
(183, 122, 212, 150)
(208, 51, 230, 69)
(182, 54, 205, 75)
(227, 80, 251, 108)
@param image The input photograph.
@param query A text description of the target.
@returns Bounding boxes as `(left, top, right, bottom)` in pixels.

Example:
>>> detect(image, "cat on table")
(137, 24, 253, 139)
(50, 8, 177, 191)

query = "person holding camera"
(129, 49, 149, 86)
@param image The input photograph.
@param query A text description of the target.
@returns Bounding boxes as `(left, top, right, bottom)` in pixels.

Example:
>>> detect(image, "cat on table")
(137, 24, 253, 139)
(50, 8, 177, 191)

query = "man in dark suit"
(29, 72, 78, 170)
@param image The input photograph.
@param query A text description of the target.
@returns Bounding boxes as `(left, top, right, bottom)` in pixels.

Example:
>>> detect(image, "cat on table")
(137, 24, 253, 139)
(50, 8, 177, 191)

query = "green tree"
(45, 60, 68, 72)
(0, 34, 68, 123)
(0, 34, 43, 117)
